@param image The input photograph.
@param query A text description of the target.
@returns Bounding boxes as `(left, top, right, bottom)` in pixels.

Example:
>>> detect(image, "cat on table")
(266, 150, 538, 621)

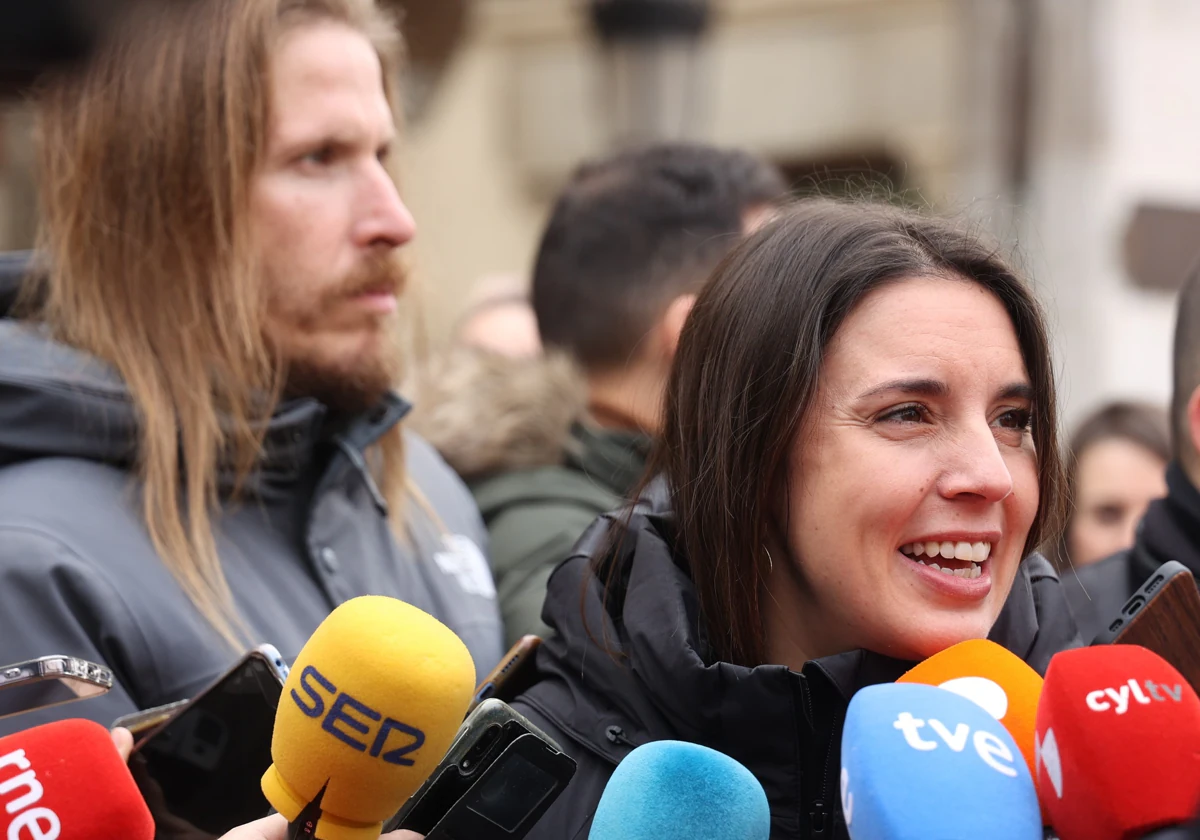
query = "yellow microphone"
(261, 596, 476, 840)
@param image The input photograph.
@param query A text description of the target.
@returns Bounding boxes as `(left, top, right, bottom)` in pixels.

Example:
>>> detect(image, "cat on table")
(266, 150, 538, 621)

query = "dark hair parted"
(531, 143, 787, 372)
(641, 199, 1065, 667)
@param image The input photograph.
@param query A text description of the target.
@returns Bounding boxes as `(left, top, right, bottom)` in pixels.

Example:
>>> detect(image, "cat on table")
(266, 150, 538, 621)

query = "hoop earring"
(764, 548, 774, 574)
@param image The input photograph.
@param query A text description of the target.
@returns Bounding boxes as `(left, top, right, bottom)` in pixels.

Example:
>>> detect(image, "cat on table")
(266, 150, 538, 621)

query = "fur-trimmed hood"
(406, 348, 588, 482)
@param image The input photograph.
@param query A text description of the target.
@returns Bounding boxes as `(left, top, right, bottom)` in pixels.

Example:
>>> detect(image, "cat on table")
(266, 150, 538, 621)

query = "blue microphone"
(841, 683, 1042, 840)
(588, 740, 770, 840)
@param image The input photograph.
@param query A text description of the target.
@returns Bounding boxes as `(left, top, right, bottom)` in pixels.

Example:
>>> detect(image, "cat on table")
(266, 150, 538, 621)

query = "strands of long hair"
(27, 0, 408, 649)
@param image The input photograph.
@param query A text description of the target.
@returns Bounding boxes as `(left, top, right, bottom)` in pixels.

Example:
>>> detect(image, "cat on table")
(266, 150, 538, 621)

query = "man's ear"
(657, 294, 697, 360)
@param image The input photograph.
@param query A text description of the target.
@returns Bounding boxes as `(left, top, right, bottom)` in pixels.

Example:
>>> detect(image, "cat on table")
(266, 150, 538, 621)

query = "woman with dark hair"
(1057, 401, 1169, 569)
(512, 199, 1080, 840)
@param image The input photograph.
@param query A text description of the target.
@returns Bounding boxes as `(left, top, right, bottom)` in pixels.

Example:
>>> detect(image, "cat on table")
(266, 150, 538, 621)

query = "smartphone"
(113, 698, 192, 738)
(0, 654, 113, 720)
(383, 699, 576, 839)
(1090, 560, 1200, 690)
(469, 636, 542, 714)
(127, 644, 290, 838)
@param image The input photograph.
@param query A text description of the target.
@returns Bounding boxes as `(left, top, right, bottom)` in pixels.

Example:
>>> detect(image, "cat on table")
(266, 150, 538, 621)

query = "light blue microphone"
(588, 740, 771, 840)
(841, 682, 1042, 840)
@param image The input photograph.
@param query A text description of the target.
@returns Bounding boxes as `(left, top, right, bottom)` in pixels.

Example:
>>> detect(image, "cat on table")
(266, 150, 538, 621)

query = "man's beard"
(283, 329, 402, 416)
(270, 254, 408, 416)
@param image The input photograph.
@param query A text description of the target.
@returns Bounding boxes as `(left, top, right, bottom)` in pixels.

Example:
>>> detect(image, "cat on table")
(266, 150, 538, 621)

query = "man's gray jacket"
(0, 257, 503, 734)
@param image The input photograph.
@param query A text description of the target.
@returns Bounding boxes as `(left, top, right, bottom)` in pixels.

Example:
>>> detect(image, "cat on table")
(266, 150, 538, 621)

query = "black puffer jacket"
(513, 481, 1082, 840)
(1065, 461, 1200, 644)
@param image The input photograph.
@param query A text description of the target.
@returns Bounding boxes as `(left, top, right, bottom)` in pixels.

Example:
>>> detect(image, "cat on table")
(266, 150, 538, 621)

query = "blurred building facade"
(2, 0, 1198, 425)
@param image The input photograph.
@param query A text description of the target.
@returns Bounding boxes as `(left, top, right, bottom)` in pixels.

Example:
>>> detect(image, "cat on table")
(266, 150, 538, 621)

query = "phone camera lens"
(461, 724, 502, 773)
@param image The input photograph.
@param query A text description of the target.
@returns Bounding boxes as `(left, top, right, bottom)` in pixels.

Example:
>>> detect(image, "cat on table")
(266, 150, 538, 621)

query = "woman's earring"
(764, 548, 774, 574)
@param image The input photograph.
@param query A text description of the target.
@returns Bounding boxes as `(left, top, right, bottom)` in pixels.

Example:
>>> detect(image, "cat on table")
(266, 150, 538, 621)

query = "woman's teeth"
(898, 540, 990, 579)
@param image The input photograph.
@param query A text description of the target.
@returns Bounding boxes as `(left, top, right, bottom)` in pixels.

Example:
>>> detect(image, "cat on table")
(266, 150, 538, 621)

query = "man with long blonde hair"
(0, 0, 502, 732)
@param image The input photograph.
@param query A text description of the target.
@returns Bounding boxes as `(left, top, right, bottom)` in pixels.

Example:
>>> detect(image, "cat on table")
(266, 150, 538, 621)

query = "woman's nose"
(937, 424, 1015, 503)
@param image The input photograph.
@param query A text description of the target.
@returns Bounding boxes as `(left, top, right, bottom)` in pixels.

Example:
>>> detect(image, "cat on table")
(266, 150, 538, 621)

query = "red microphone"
(0, 719, 154, 840)
(1036, 645, 1200, 840)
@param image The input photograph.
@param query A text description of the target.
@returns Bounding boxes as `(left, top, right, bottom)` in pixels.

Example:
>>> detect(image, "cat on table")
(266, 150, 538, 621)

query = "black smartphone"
(1090, 560, 1200, 691)
(384, 699, 576, 839)
(127, 644, 290, 839)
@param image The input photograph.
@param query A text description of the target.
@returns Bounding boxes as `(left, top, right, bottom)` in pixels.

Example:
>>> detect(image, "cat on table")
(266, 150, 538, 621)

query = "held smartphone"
(0, 654, 114, 720)
(113, 698, 193, 738)
(1091, 560, 1200, 691)
(468, 635, 542, 714)
(126, 644, 290, 838)
(383, 699, 577, 839)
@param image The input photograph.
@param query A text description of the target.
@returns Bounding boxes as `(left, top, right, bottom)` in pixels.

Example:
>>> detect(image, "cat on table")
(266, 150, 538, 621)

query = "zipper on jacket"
(809, 702, 842, 838)
(798, 673, 839, 838)
(809, 800, 829, 838)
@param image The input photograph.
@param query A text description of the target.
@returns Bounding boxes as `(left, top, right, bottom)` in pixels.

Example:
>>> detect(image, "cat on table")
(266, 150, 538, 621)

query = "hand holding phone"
(126, 644, 290, 838)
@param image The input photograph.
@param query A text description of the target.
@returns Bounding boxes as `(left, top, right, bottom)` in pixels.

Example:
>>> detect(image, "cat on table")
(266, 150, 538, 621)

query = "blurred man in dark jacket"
(412, 144, 788, 645)
(1067, 262, 1200, 642)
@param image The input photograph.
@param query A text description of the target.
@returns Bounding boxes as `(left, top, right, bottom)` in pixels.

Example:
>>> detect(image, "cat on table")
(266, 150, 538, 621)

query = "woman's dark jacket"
(512, 481, 1082, 840)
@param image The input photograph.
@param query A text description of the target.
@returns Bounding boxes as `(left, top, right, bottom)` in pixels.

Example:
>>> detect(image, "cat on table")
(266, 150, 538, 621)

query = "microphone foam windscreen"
(1036, 644, 1200, 840)
(841, 682, 1042, 840)
(898, 639, 1043, 778)
(0, 718, 154, 840)
(588, 740, 770, 840)
(262, 596, 477, 840)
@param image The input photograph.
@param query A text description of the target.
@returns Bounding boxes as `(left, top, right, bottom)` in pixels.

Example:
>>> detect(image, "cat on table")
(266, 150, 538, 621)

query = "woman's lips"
(898, 548, 993, 600)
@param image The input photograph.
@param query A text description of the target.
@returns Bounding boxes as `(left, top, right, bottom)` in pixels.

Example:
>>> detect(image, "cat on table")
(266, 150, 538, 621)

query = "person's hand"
(218, 815, 423, 840)
(111, 726, 134, 761)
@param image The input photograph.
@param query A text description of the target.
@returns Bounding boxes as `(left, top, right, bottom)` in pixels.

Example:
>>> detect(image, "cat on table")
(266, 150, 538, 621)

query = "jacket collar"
(566, 422, 653, 499)
(1133, 460, 1200, 579)
(530, 474, 1057, 778)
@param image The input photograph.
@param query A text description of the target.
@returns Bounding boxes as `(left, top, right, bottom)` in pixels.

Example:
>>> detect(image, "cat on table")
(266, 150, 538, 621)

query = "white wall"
(402, 0, 962, 343)
(1020, 0, 1200, 428)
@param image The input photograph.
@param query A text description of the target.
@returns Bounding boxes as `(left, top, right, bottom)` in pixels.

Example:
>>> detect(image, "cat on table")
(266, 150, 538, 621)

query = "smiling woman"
(509, 199, 1079, 840)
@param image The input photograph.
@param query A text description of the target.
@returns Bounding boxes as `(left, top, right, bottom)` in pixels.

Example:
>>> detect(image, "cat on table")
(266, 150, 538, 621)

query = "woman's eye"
(995, 408, 1033, 430)
(880, 404, 927, 424)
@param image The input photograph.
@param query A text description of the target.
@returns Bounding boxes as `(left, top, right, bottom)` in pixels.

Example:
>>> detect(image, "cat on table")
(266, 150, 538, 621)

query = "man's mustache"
(333, 255, 407, 301)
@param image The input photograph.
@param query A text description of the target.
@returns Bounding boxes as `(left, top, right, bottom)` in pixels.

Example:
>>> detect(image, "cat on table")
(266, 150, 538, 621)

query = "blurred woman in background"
(513, 199, 1079, 840)
(1057, 401, 1169, 569)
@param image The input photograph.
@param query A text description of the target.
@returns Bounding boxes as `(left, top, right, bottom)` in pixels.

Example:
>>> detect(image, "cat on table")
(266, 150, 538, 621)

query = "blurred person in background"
(0, 0, 502, 735)
(410, 143, 788, 645)
(1056, 400, 1169, 569)
(510, 200, 1078, 839)
(1069, 265, 1200, 642)
(452, 271, 541, 358)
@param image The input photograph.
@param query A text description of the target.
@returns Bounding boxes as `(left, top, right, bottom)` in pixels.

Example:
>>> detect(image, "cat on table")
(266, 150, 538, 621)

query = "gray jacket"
(0, 293, 503, 735)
